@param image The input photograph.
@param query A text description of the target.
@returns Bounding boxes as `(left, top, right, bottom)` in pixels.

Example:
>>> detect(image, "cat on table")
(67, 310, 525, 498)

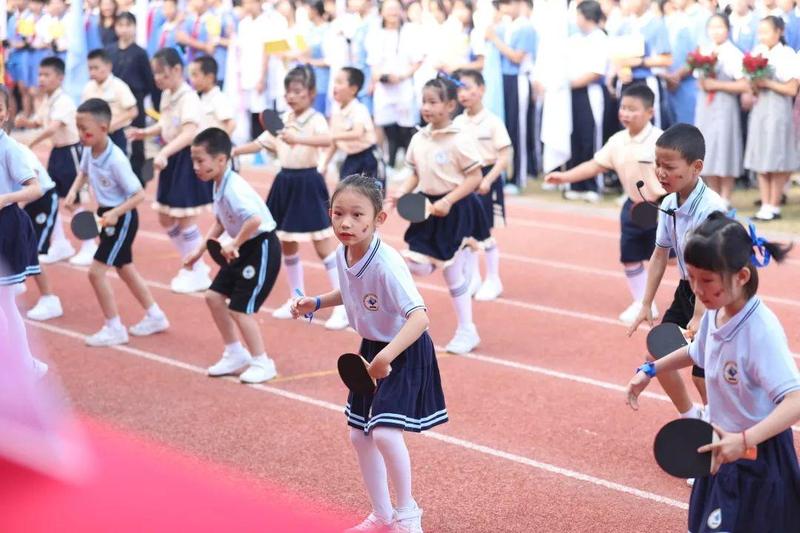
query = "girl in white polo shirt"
(626, 212, 800, 532)
(291, 174, 445, 533)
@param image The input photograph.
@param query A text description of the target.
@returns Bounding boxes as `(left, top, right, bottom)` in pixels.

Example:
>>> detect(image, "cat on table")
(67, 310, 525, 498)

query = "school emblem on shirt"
(35, 213, 47, 225)
(434, 150, 450, 165)
(242, 265, 256, 280)
(104, 226, 116, 237)
(362, 293, 379, 312)
(100, 177, 112, 189)
(723, 362, 739, 385)
(707, 508, 722, 529)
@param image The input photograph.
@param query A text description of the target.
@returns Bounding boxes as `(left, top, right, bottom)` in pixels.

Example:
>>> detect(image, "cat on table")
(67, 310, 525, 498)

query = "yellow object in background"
(17, 19, 35, 38)
(145, 108, 161, 121)
(264, 40, 291, 54)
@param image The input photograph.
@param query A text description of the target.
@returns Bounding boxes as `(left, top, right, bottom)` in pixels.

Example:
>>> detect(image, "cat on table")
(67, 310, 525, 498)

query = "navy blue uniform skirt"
(689, 429, 800, 533)
(0, 205, 41, 286)
(155, 146, 213, 216)
(265, 167, 332, 240)
(345, 332, 448, 434)
(404, 192, 490, 263)
(620, 198, 657, 263)
(478, 165, 505, 230)
(340, 146, 384, 196)
(48, 143, 82, 198)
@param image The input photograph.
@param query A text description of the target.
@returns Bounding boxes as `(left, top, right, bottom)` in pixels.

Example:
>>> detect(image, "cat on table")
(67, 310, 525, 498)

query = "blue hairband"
(437, 72, 464, 88)
(748, 222, 771, 268)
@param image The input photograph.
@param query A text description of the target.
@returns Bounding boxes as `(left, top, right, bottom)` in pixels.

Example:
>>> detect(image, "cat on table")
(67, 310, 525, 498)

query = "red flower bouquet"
(687, 49, 718, 103)
(742, 53, 771, 80)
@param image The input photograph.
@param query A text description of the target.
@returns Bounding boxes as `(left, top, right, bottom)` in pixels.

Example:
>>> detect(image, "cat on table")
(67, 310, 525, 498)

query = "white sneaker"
(563, 190, 584, 201)
(26, 295, 63, 321)
(474, 277, 503, 301)
(170, 268, 191, 292)
(171, 267, 212, 294)
(686, 478, 695, 487)
(445, 325, 480, 354)
(325, 305, 349, 330)
(584, 191, 601, 203)
(344, 513, 394, 533)
(129, 314, 170, 336)
(272, 299, 294, 319)
(239, 355, 278, 384)
(39, 241, 75, 264)
(618, 301, 659, 326)
(207, 350, 252, 377)
(32, 357, 49, 380)
(69, 242, 98, 266)
(504, 183, 521, 195)
(13, 283, 27, 296)
(86, 325, 129, 347)
(394, 505, 424, 533)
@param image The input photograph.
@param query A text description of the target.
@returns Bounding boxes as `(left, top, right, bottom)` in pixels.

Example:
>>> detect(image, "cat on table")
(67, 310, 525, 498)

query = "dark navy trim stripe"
(404, 305, 426, 317)
(355, 238, 381, 278)
(721, 299, 761, 342)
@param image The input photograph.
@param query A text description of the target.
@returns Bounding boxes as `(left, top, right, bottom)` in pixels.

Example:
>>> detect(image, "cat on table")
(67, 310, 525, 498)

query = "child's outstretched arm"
(291, 290, 344, 318)
(625, 345, 693, 410)
(0, 179, 42, 208)
(155, 122, 199, 170)
(64, 171, 89, 208)
(368, 309, 429, 379)
(430, 166, 482, 217)
(478, 146, 511, 194)
(545, 159, 608, 185)
(627, 246, 669, 335)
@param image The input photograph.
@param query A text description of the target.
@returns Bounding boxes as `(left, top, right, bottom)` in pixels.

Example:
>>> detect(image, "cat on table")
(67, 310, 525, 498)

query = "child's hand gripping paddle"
(337, 353, 376, 396)
(206, 239, 228, 268)
(259, 110, 285, 136)
(70, 211, 102, 240)
(630, 201, 659, 229)
(646, 323, 689, 359)
(396, 193, 432, 223)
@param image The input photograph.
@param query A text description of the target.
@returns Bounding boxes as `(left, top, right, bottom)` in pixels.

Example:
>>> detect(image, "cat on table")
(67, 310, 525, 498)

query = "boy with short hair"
(65, 98, 169, 347)
(184, 128, 282, 384)
(188, 55, 236, 134)
(546, 84, 665, 324)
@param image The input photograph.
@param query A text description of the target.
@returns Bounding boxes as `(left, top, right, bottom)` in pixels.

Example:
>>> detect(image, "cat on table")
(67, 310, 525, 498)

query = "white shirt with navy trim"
(0, 130, 36, 195)
(655, 179, 727, 279)
(213, 168, 277, 239)
(337, 235, 427, 343)
(79, 140, 142, 208)
(12, 138, 56, 193)
(689, 297, 800, 432)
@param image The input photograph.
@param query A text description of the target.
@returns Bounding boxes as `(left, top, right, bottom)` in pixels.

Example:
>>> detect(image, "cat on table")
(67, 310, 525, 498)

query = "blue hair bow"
(437, 71, 464, 88)
(748, 222, 771, 268)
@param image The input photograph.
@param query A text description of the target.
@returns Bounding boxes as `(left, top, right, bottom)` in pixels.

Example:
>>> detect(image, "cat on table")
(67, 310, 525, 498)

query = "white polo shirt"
(337, 235, 427, 343)
(79, 139, 142, 208)
(213, 168, 277, 239)
(655, 179, 727, 279)
(0, 130, 36, 194)
(690, 297, 800, 432)
(11, 138, 55, 193)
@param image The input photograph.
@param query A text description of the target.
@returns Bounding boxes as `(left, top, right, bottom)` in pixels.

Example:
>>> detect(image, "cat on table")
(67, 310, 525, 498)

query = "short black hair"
(39, 56, 65, 76)
(153, 47, 184, 69)
(341, 66, 365, 92)
(87, 48, 112, 63)
(115, 11, 137, 25)
(577, 0, 604, 24)
(284, 64, 316, 91)
(656, 123, 706, 163)
(192, 55, 219, 80)
(331, 173, 384, 214)
(192, 127, 232, 159)
(620, 83, 654, 109)
(77, 98, 112, 125)
(423, 75, 458, 103)
(454, 68, 484, 86)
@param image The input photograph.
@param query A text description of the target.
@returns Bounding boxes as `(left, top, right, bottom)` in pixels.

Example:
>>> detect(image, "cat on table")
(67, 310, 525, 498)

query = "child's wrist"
(313, 297, 321, 312)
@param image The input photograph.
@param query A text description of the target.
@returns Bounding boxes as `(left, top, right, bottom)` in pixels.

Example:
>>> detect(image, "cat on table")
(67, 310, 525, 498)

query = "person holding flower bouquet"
(694, 14, 749, 208)
(743, 16, 800, 221)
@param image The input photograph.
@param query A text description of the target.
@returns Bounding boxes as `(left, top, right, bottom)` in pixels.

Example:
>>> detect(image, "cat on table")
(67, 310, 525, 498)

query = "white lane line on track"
(26, 319, 689, 511)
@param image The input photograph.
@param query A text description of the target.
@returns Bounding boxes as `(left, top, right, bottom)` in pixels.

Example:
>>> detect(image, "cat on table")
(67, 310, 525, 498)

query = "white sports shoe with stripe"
(344, 513, 394, 532)
(394, 505, 423, 533)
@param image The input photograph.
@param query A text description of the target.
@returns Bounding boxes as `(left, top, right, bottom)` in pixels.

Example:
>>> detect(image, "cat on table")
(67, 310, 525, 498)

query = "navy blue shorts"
(23, 187, 59, 254)
(94, 207, 138, 268)
(478, 165, 505, 230)
(209, 231, 281, 314)
(48, 144, 82, 198)
(345, 332, 448, 434)
(620, 198, 657, 263)
(689, 429, 800, 532)
(156, 146, 213, 212)
(265, 168, 331, 237)
(0, 205, 40, 286)
(340, 146, 384, 195)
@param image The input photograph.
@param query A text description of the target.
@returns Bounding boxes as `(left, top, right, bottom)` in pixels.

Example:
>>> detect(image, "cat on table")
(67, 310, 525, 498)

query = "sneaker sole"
(240, 372, 278, 384)
(129, 326, 169, 337)
(86, 339, 129, 347)
(27, 311, 64, 321)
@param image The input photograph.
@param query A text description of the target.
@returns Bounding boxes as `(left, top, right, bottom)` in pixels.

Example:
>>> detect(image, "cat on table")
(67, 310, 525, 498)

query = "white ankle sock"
(146, 303, 164, 319)
(680, 405, 703, 419)
(349, 428, 393, 523)
(624, 263, 647, 303)
(79, 239, 96, 252)
(444, 251, 472, 329)
(106, 316, 123, 330)
(166, 223, 182, 256)
(51, 213, 68, 246)
(283, 253, 304, 297)
(323, 251, 340, 290)
(225, 341, 247, 355)
(180, 225, 203, 260)
(484, 242, 500, 280)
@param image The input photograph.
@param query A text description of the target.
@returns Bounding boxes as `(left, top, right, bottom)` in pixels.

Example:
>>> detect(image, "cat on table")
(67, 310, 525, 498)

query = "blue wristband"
(637, 361, 657, 378)
(314, 297, 321, 312)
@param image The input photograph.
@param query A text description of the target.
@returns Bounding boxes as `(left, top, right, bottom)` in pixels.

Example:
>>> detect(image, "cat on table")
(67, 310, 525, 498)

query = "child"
(81, 48, 138, 155)
(627, 123, 727, 419)
(203, 0, 235, 89)
(188, 55, 236, 134)
(22, 0, 47, 105)
(232, 65, 349, 331)
(65, 98, 169, 346)
(546, 84, 664, 324)
(40, 0, 68, 62)
(0, 85, 48, 377)
(7, 0, 31, 119)
(184, 128, 282, 383)
(391, 76, 489, 354)
(626, 212, 800, 532)
(177, 0, 211, 64)
(324, 67, 381, 189)
(291, 174, 444, 533)
(15, 56, 95, 267)
(743, 16, 800, 221)
(127, 47, 214, 294)
(454, 68, 512, 302)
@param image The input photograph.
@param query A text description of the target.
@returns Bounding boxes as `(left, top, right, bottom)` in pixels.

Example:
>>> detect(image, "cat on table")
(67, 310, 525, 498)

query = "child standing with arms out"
(66, 99, 169, 347)
(128, 47, 214, 294)
(391, 77, 489, 354)
(626, 213, 800, 532)
(233, 65, 349, 331)
(454, 68, 512, 302)
(188, 55, 236, 134)
(184, 128, 282, 384)
(744, 16, 800, 221)
(628, 124, 727, 419)
(292, 175, 445, 533)
(546, 85, 664, 324)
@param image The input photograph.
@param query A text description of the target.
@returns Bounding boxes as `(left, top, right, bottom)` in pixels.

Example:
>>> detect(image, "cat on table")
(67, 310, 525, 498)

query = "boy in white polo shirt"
(188, 55, 236, 134)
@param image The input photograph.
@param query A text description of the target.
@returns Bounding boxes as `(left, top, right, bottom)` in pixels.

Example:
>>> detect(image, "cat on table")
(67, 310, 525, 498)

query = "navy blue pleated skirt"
(404, 192, 490, 262)
(0, 205, 40, 286)
(478, 165, 505, 230)
(688, 428, 800, 532)
(340, 146, 384, 195)
(345, 332, 448, 434)
(265, 167, 332, 237)
(156, 146, 213, 215)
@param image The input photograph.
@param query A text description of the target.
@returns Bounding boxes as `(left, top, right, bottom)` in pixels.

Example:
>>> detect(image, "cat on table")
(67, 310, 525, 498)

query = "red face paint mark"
(84, 133, 93, 139)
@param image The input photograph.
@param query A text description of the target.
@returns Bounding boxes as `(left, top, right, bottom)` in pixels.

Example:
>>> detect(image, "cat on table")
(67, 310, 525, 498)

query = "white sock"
(463, 247, 479, 283)
(51, 212, 68, 246)
(349, 428, 393, 523)
(372, 427, 415, 510)
(443, 251, 473, 329)
(0, 286, 34, 366)
(624, 263, 647, 303)
(225, 341, 247, 355)
(180, 225, 203, 260)
(283, 253, 304, 297)
(79, 239, 96, 252)
(251, 353, 270, 366)
(323, 251, 340, 290)
(106, 316, 123, 330)
(146, 303, 164, 319)
(484, 242, 500, 280)
(680, 405, 703, 419)
(166, 223, 182, 256)
(406, 259, 435, 276)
